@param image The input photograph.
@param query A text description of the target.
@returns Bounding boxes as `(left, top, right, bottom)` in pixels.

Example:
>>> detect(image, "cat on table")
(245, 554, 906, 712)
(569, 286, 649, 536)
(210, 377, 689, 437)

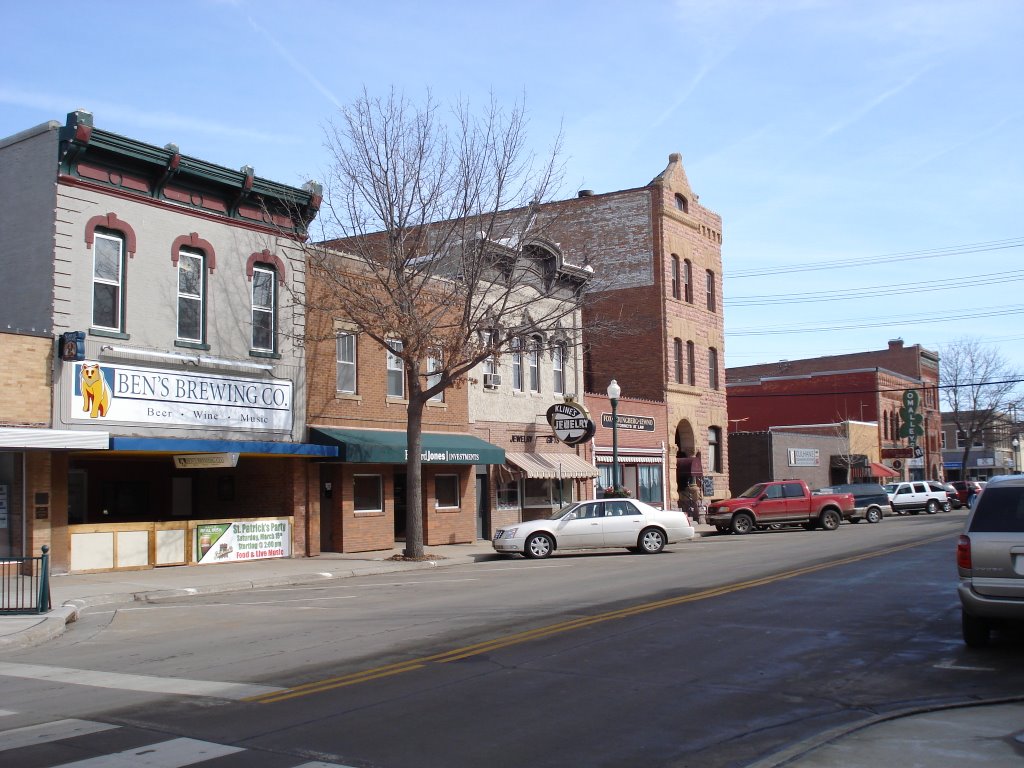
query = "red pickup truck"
(706, 479, 856, 535)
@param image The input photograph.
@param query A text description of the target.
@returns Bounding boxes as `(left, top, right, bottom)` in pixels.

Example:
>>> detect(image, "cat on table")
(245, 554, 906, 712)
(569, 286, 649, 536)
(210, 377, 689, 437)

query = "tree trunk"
(404, 389, 426, 559)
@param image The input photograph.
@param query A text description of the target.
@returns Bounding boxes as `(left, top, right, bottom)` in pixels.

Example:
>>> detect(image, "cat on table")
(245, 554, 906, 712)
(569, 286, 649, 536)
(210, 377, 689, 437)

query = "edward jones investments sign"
(69, 361, 293, 432)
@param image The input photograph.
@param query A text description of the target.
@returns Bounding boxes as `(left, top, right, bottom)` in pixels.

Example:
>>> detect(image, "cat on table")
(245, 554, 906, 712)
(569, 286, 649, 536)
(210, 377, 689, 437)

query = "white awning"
(0, 428, 109, 450)
(595, 454, 663, 464)
(505, 452, 599, 479)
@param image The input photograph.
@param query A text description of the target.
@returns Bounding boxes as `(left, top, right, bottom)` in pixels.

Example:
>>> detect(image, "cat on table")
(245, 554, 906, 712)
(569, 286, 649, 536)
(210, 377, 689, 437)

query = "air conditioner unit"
(483, 373, 502, 388)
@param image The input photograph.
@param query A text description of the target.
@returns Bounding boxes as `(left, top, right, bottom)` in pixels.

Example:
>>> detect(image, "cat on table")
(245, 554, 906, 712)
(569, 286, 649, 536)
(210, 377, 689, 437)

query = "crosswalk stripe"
(0, 661, 282, 700)
(0, 718, 118, 752)
(292, 763, 361, 768)
(49, 736, 243, 767)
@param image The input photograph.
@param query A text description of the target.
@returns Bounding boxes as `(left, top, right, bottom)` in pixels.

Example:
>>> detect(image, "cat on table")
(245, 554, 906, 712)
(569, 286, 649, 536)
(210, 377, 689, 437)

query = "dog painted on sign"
(80, 363, 111, 418)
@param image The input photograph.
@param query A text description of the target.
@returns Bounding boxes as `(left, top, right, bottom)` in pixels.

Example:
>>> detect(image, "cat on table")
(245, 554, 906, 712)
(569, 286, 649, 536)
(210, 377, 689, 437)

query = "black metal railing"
(0, 545, 51, 615)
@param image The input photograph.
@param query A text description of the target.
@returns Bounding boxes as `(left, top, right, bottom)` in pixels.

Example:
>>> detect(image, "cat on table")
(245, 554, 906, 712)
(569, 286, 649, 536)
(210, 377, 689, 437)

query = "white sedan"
(492, 498, 696, 559)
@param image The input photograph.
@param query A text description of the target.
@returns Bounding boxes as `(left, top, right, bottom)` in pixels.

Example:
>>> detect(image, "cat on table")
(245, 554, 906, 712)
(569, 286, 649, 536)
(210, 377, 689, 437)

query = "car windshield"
(738, 484, 767, 499)
(550, 504, 582, 520)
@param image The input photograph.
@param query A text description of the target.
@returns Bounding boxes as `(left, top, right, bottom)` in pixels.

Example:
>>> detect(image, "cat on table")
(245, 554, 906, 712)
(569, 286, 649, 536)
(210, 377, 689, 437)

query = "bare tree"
(302, 88, 591, 557)
(941, 337, 1023, 478)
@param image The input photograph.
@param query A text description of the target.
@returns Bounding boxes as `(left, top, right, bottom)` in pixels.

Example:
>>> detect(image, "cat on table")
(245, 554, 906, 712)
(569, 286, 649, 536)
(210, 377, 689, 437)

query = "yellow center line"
(246, 533, 950, 704)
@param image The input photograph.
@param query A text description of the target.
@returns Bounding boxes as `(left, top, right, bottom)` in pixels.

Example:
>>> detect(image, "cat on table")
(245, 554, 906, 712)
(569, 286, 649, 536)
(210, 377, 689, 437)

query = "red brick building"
(531, 154, 728, 505)
(726, 340, 943, 482)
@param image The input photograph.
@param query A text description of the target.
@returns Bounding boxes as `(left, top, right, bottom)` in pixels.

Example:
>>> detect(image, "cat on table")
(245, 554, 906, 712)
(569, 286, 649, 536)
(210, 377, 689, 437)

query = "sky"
(3, 0, 1022, 382)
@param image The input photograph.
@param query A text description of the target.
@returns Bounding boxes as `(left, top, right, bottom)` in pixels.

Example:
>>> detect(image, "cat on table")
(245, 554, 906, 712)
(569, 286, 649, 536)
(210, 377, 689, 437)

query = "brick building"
(0, 111, 332, 573)
(726, 340, 943, 482)
(526, 153, 728, 505)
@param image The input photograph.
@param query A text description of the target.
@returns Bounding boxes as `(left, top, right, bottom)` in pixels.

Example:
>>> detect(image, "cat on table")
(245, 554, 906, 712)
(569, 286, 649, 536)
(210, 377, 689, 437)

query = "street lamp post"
(608, 379, 621, 491)
(1013, 437, 1020, 474)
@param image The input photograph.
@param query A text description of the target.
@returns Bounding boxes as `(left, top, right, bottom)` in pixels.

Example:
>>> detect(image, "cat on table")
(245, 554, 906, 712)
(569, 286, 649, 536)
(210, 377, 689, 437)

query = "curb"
(746, 696, 1024, 768)
(0, 605, 78, 652)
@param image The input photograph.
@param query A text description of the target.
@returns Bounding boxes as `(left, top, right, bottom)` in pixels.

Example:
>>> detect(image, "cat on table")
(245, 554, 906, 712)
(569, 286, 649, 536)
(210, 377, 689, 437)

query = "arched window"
(251, 263, 277, 353)
(683, 259, 693, 303)
(91, 229, 126, 333)
(528, 337, 541, 393)
(510, 337, 523, 391)
(708, 347, 719, 390)
(671, 255, 681, 299)
(176, 248, 206, 344)
(687, 341, 696, 386)
(552, 342, 565, 395)
(673, 338, 683, 383)
(674, 193, 688, 213)
(706, 269, 716, 312)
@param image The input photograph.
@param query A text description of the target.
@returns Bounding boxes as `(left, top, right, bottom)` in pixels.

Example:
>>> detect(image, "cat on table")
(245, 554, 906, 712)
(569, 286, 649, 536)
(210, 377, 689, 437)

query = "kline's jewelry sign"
(195, 519, 291, 564)
(546, 400, 596, 446)
(68, 361, 292, 432)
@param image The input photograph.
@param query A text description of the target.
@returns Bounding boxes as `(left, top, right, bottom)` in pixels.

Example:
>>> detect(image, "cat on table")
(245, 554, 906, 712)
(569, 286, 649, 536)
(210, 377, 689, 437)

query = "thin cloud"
(818, 65, 932, 141)
(0, 86, 297, 144)
(246, 16, 342, 109)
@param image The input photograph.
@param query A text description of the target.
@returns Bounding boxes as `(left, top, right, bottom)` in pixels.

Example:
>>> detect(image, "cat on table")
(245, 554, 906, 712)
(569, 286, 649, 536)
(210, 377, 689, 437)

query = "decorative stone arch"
(85, 212, 137, 258)
(246, 249, 286, 284)
(171, 232, 216, 273)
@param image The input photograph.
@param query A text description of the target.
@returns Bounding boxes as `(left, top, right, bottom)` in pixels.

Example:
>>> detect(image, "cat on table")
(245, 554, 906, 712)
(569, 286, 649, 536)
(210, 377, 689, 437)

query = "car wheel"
(926, 500, 940, 514)
(864, 506, 883, 524)
(962, 610, 990, 648)
(731, 512, 754, 535)
(820, 509, 841, 531)
(524, 533, 554, 559)
(638, 527, 666, 554)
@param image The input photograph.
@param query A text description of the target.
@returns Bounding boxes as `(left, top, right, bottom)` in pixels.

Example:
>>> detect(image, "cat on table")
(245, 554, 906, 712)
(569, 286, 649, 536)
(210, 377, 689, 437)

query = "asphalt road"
(3, 510, 1023, 768)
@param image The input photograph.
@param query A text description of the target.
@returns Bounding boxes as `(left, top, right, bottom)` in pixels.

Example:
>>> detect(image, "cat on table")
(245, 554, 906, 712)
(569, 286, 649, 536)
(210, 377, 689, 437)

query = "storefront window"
(524, 477, 571, 507)
(353, 475, 382, 512)
(497, 478, 520, 509)
(0, 453, 23, 558)
(435, 475, 459, 508)
(637, 465, 663, 503)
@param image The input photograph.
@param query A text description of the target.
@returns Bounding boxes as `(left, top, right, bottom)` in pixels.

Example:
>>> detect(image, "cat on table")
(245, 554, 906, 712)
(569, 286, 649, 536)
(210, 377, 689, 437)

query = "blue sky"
(3, 0, 1022, 379)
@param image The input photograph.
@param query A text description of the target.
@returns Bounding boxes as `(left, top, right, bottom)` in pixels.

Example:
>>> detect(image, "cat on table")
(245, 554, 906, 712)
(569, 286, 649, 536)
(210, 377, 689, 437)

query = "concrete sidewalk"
(2, 531, 1022, 767)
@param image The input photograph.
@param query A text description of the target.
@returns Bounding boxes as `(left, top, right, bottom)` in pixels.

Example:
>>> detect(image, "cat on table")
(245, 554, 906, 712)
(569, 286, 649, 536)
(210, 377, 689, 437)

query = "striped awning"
(505, 452, 599, 479)
(851, 461, 899, 478)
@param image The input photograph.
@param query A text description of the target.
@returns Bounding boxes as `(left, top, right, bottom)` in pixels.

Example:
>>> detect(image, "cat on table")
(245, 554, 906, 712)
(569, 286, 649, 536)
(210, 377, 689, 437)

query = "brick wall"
(0, 333, 53, 426)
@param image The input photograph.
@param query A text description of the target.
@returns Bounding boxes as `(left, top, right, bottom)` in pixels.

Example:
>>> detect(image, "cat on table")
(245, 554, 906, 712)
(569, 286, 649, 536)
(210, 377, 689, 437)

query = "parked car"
(951, 480, 984, 507)
(706, 479, 855, 534)
(815, 483, 891, 523)
(928, 480, 960, 510)
(492, 498, 695, 559)
(883, 481, 950, 515)
(956, 475, 1024, 647)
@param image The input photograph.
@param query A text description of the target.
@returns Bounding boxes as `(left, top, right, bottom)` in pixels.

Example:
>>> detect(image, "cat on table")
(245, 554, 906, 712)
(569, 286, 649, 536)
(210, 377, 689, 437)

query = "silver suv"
(957, 475, 1024, 647)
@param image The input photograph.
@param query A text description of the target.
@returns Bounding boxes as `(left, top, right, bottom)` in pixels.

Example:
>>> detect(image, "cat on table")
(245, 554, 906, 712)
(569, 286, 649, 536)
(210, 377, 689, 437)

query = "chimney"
(888, 339, 904, 350)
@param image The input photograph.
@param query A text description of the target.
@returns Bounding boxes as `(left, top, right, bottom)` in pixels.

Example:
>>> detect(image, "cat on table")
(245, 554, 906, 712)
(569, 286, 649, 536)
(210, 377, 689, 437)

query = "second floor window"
(336, 332, 356, 393)
(673, 338, 683, 383)
(92, 231, 125, 332)
(387, 340, 404, 398)
(528, 338, 540, 392)
(709, 347, 719, 390)
(251, 265, 276, 352)
(553, 343, 565, 394)
(687, 340, 696, 386)
(671, 255, 681, 299)
(706, 269, 716, 312)
(427, 353, 443, 402)
(683, 259, 693, 303)
(176, 248, 205, 343)
(511, 337, 523, 391)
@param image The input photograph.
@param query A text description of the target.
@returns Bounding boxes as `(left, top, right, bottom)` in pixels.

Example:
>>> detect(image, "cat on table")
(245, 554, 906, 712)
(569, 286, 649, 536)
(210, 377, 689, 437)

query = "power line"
(725, 269, 1024, 307)
(726, 305, 1024, 336)
(725, 237, 1024, 279)
(725, 377, 1024, 398)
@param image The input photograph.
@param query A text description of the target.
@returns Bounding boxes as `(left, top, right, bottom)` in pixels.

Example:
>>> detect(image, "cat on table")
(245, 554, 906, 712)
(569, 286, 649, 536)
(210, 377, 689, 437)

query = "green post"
(37, 545, 51, 614)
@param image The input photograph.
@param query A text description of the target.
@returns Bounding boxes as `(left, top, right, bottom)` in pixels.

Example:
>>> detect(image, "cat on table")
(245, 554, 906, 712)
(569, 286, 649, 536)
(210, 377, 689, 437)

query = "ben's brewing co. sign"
(546, 401, 596, 446)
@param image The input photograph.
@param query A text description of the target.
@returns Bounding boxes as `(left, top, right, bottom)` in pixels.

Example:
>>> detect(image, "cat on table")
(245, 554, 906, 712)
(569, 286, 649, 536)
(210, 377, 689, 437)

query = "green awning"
(310, 427, 505, 465)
